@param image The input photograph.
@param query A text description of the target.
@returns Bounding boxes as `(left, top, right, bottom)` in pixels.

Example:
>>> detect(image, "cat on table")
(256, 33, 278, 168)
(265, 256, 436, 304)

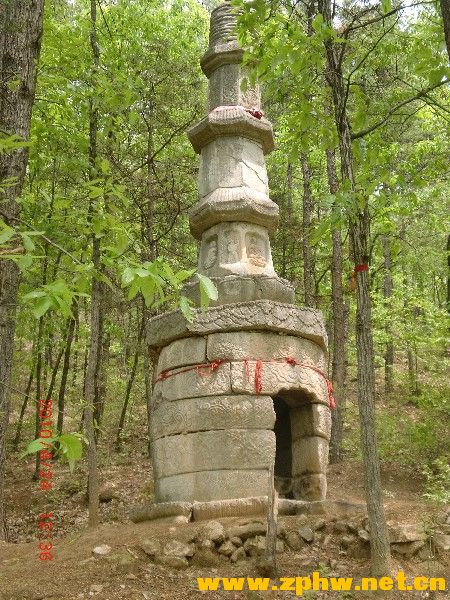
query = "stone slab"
(207, 331, 326, 370)
(231, 360, 329, 405)
(192, 497, 267, 521)
(156, 469, 269, 503)
(157, 336, 206, 376)
(291, 403, 331, 440)
(151, 429, 275, 479)
(146, 300, 328, 350)
(151, 395, 275, 440)
(291, 436, 329, 475)
(183, 275, 295, 306)
(152, 361, 231, 403)
(129, 502, 192, 523)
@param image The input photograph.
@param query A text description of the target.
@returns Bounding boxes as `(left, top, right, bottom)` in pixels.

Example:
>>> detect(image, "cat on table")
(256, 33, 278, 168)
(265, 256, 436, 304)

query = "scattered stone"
(347, 540, 371, 559)
(388, 523, 426, 544)
(162, 540, 194, 558)
(433, 533, 450, 553)
(197, 538, 214, 550)
(230, 547, 247, 563)
(340, 535, 354, 549)
(92, 544, 111, 556)
(244, 535, 266, 557)
(89, 585, 103, 594)
(276, 539, 284, 553)
(285, 531, 302, 551)
(155, 555, 188, 569)
(140, 539, 161, 557)
(313, 518, 326, 531)
(217, 540, 235, 557)
(297, 514, 308, 525)
(298, 525, 314, 543)
(230, 536, 242, 546)
(199, 520, 225, 544)
(358, 528, 370, 542)
(227, 521, 266, 541)
(391, 540, 425, 557)
(191, 547, 221, 567)
(333, 521, 347, 533)
(99, 485, 117, 503)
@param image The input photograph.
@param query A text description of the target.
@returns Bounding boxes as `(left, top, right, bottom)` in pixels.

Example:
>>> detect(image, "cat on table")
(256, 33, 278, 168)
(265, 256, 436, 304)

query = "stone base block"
(153, 361, 231, 403)
(292, 436, 329, 476)
(151, 429, 275, 479)
(156, 469, 269, 503)
(151, 395, 275, 440)
(291, 404, 331, 441)
(292, 474, 327, 501)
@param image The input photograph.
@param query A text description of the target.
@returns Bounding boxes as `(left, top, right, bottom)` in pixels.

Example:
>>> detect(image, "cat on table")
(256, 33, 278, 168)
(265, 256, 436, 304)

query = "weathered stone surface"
(292, 474, 327, 502)
(157, 336, 206, 376)
(183, 275, 295, 307)
(291, 404, 331, 441)
(198, 137, 269, 198)
(129, 501, 192, 523)
(207, 331, 326, 370)
(146, 300, 328, 350)
(156, 469, 269, 503)
(198, 222, 275, 278)
(92, 544, 111, 556)
(208, 64, 260, 112)
(188, 108, 274, 155)
(192, 496, 268, 520)
(285, 531, 303, 551)
(152, 429, 274, 479)
(387, 523, 427, 543)
(298, 525, 315, 543)
(391, 540, 425, 557)
(140, 539, 161, 557)
(433, 533, 450, 552)
(155, 555, 188, 569)
(162, 540, 195, 559)
(226, 522, 266, 541)
(230, 546, 246, 563)
(291, 436, 329, 475)
(152, 361, 231, 403)
(198, 521, 225, 544)
(189, 187, 279, 238)
(244, 535, 266, 556)
(231, 360, 329, 406)
(218, 540, 236, 556)
(151, 395, 275, 440)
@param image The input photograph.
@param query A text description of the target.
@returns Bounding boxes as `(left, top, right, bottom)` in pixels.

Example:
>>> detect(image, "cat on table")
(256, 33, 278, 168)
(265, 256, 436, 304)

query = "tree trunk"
(0, 0, 45, 541)
(440, 0, 450, 60)
(13, 337, 38, 451)
(318, 0, 391, 575)
(56, 313, 76, 436)
(301, 154, 315, 307)
(32, 317, 44, 481)
(326, 148, 347, 463)
(115, 318, 144, 452)
(382, 235, 394, 395)
(83, 0, 101, 529)
(446, 233, 450, 314)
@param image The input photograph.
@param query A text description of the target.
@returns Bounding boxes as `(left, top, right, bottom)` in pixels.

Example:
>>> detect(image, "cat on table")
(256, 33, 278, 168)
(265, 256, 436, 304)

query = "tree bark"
(318, 0, 391, 575)
(301, 153, 316, 307)
(13, 338, 38, 451)
(0, 0, 45, 541)
(56, 312, 76, 436)
(83, 0, 101, 529)
(326, 148, 347, 463)
(440, 0, 450, 61)
(382, 235, 394, 395)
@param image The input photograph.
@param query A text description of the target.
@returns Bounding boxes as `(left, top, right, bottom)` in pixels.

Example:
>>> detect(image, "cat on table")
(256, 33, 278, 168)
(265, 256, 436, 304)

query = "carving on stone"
(223, 227, 240, 263)
(246, 232, 267, 268)
(203, 235, 218, 269)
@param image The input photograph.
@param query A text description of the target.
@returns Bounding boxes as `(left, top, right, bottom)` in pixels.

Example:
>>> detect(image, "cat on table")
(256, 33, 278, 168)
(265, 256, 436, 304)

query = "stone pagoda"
(146, 1, 332, 508)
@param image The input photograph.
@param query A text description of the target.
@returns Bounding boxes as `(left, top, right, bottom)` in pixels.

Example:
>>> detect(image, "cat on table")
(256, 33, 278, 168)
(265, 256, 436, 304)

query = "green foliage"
(422, 458, 450, 504)
(22, 433, 85, 473)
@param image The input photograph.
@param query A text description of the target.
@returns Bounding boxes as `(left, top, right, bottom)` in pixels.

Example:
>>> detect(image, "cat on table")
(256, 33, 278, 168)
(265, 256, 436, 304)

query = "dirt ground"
(1, 446, 448, 600)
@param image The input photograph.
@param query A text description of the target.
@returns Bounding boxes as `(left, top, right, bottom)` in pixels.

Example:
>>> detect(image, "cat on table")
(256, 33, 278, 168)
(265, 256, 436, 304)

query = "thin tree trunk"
(440, 0, 450, 61)
(83, 0, 101, 528)
(115, 318, 144, 452)
(382, 235, 394, 395)
(13, 340, 40, 452)
(0, 0, 45, 541)
(326, 147, 347, 463)
(301, 154, 315, 307)
(446, 233, 450, 314)
(318, 0, 391, 575)
(32, 317, 44, 481)
(56, 313, 76, 436)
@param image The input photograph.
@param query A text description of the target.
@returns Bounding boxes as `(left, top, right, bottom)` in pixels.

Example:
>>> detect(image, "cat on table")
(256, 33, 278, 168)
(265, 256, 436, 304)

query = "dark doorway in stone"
(273, 395, 293, 499)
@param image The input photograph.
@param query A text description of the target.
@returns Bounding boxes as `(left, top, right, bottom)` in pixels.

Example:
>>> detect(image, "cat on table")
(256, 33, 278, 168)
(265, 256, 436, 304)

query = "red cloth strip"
(354, 264, 369, 273)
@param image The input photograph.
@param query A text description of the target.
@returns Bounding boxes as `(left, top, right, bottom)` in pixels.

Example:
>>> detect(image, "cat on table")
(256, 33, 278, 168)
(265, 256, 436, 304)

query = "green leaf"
(58, 433, 83, 473)
(196, 273, 218, 308)
(21, 437, 56, 458)
(179, 295, 194, 322)
(32, 296, 53, 319)
(0, 225, 15, 244)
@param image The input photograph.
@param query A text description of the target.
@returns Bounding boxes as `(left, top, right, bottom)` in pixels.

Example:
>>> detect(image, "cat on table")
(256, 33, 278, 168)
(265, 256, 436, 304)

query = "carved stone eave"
(189, 187, 279, 239)
(201, 42, 244, 77)
(188, 106, 275, 155)
(145, 299, 328, 351)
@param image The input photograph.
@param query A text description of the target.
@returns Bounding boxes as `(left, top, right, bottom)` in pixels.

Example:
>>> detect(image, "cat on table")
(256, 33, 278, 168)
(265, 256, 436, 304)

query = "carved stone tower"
(146, 2, 332, 507)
